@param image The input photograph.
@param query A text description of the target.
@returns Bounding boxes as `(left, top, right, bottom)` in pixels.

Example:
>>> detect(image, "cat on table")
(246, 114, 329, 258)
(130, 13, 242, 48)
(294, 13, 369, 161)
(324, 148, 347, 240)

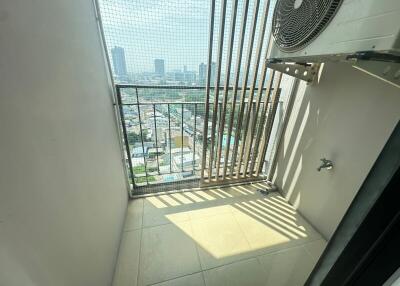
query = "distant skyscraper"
(199, 63, 206, 84)
(198, 62, 216, 86)
(210, 62, 216, 86)
(154, 59, 165, 76)
(111, 46, 127, 77)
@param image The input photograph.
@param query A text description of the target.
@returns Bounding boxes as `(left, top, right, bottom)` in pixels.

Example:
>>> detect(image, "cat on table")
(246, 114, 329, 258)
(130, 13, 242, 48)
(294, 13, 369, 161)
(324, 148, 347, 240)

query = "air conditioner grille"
(272, 0, 343, 52)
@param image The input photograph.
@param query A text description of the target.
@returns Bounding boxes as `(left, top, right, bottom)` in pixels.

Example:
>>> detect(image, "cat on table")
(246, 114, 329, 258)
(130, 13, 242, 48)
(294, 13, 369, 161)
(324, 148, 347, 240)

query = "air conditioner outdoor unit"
(269, 0, 400, 63)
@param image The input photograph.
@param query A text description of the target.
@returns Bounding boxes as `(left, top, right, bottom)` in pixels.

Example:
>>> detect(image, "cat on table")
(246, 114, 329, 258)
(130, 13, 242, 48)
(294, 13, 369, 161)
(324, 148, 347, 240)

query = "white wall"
(0, 1, 128, 285)
(272, 62, 400, 239)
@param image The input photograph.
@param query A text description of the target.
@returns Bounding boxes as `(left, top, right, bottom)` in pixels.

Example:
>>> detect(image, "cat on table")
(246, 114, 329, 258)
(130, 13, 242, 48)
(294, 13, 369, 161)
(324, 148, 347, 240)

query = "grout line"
(124, 227, 143, 233)
(200, 256, 259, 273)
(302, 244, 317, 261)
(302, 239, 327, 260)
(229, 204, 254, 253)
(123, 198, 145, 232)
(200, 271, 207, 286)
(140, 217, 191, 230)
(136, 199, 145, 286)
(188, 218, 207, 285)
(147, 270, 204, 286)
(110, 195, 133, 286)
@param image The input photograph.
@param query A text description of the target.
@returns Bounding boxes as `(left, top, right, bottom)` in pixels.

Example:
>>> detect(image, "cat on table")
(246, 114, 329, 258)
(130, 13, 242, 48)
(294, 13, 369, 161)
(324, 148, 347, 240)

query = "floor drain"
(258, 189, 274, 196)
(256, 181, 278, 196)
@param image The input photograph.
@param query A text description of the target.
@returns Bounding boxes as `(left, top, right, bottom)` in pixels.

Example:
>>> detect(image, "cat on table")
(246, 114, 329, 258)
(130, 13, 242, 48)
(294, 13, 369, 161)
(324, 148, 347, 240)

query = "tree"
(127, 130, 150, 145)
(127, 132, 141, 145)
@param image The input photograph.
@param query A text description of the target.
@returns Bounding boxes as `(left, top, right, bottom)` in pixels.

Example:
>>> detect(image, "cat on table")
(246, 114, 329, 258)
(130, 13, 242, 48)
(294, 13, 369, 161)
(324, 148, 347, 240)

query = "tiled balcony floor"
(113, 182, 327, 286)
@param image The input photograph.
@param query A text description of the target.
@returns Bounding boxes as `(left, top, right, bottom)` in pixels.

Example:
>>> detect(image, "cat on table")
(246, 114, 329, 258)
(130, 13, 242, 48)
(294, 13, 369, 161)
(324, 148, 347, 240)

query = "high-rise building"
(199, 63, 206, 84)
(154, 59, 165, 77)
(111, 46, 127, 77)
(198, 62, 216, 85)
(210, 62, 216, 86)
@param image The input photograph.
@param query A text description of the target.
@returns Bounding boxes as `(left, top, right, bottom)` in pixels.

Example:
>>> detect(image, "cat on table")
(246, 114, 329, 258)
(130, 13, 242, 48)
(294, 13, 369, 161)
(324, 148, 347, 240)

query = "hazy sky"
(99, 0, 274, 74)
(100, 0, 209, 73)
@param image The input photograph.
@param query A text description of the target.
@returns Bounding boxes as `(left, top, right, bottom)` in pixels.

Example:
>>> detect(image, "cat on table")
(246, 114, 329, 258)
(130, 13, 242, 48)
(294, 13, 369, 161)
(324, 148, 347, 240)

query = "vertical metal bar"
(244, 19, 275, 177)
(267, 78, 300, 180)
(215, 0, 239, 180)
(251, 101, 256, 138)
(135, 88, 149, 185)
(116, 87, 136, 189)
(215, 102, 222, 169)
(222, 0, 250, 180)
(243, 38, 274, 176)
(251, 80, 276, 176)
(257, 89, 281, 176)
(208, 0, 228, 181)
(200, 0, 216, 181)
(168, 104, 172, 174)
(249, 70, 276, 175)
(256, 75, 282, 176)
(181, 103, 184, 172)
(153, 104, 160, 174)
(266, 101, 283, 177)
(193, 103, 197, 172)
(230, 0, 261, 178)
(236, 0, 270, 178)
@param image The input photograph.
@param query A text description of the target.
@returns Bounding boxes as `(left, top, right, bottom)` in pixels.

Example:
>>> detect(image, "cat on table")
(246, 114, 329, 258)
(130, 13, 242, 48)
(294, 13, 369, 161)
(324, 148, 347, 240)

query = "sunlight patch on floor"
(114, 183, 326, 286)
(160, 189, 313, 260)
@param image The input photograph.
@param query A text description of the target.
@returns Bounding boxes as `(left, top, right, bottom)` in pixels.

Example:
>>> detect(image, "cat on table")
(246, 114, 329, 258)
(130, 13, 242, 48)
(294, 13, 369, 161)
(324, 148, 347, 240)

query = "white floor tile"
(190, 212, 253, 270)
(125, 199, 144, 231)
(203, 258, 267, 286)
(142, 197, 190, 228)
(258, 246, 317, 286)
(138, 223, 201, 286)
(232, 197, 321, 256)
(303, 239, 327, 264)
(113, 229, 141, 286)
(187, 204, 232, 220)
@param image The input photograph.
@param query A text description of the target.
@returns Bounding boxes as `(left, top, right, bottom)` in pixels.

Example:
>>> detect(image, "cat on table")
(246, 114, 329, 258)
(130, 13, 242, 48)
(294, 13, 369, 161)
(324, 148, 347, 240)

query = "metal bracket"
(266, 61, 320, 83)
(352, 60, 400, 89)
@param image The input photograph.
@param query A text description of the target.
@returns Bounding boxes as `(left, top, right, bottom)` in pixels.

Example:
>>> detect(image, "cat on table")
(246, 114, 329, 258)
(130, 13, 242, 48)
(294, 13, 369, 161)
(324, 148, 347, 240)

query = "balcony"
(3, 1, 400, 286)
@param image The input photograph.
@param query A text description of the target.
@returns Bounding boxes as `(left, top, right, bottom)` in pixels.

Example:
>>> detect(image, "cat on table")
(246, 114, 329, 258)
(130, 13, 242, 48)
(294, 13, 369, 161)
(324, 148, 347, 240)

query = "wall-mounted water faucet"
(317, 158, 333, 171)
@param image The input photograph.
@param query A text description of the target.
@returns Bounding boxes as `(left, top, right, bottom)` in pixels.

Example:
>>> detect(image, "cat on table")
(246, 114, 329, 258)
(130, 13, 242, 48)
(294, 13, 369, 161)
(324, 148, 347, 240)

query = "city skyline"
(110, 45, 219, 84)
(99, 0, 272, 75)
(109, 50, 265, 87)
(110, 47, 211, 76)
